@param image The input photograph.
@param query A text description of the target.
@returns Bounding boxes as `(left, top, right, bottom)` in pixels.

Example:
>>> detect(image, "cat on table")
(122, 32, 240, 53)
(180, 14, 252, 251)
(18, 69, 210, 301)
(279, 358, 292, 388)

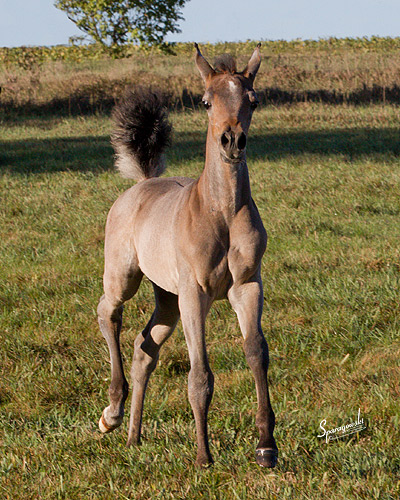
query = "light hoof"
(98, 412, 122, 434)
(256, 448, 278, 468)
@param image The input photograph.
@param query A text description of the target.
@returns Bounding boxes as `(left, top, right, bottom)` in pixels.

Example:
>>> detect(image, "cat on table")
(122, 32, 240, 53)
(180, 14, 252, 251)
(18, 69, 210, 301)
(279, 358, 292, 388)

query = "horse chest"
(183, 235, 229, 297)
(184, 226, 265, 299)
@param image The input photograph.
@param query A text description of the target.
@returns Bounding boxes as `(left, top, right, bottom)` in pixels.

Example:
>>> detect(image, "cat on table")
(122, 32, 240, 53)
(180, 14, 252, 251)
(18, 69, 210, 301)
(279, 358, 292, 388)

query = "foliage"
(54, 0, 186, 55)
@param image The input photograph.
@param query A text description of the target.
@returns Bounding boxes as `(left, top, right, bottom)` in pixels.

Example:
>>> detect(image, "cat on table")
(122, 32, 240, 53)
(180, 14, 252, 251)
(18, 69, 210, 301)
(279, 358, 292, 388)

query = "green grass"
(1, 103, 400, 499)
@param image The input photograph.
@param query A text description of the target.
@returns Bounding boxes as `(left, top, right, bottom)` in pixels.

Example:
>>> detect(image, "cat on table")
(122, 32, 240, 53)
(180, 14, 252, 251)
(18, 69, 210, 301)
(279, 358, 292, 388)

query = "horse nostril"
(221, 132, 231, 149)
(237, 132, 247, 151)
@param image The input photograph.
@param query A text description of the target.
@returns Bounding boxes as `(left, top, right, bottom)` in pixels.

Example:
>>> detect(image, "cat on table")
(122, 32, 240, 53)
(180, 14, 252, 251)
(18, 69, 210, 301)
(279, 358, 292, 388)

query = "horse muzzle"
(219, 128, 247, 164)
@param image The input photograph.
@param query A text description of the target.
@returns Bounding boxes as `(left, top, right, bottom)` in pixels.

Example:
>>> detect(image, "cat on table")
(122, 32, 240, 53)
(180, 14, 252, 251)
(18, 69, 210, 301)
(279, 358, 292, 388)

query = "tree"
(55, 0, 187, 53)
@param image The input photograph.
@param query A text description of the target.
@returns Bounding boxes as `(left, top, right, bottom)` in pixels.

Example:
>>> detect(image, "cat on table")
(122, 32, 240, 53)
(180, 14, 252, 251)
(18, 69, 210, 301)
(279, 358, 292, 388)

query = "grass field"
(1, 46, 400, 498)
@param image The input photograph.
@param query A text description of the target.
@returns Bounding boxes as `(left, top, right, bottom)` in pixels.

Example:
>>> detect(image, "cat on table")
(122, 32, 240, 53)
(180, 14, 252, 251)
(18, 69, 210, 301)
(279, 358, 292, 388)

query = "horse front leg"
(178, 282, 214, 467)
(228, 273, 278, 468)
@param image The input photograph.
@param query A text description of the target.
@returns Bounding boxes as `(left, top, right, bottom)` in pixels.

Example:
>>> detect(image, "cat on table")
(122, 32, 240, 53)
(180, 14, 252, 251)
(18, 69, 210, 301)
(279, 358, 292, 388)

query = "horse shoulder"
(228, 199, 267, 284)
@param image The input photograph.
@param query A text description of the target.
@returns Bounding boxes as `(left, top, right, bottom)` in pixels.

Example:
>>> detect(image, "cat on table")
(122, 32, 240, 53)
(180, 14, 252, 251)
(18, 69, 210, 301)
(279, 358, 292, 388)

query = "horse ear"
(194, 43, 215, 84)
(243, 43, 262, 82)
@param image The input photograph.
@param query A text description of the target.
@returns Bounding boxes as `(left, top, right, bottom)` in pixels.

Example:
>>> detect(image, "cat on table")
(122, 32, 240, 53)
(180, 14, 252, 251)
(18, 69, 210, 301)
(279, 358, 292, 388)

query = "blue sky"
(0, 0, 399, 47)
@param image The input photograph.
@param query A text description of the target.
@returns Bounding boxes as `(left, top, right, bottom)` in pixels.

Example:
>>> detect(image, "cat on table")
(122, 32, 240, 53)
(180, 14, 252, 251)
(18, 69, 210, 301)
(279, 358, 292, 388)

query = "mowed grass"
(1, 102, 400, 499)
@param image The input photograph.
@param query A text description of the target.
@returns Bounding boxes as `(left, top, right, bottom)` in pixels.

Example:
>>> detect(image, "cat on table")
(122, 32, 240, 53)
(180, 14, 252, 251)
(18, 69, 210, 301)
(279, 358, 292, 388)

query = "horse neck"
(197, 126, 252, 223)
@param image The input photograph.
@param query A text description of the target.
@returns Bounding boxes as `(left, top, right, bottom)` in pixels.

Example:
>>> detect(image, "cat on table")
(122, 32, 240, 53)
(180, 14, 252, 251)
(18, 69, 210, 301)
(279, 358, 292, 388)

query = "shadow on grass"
(0, 136, 114, 175)
(1, 127, 400, 175)
(247, 127, 400, 161)
(1, 84, 400, 123)
(259, 84, 400, 106)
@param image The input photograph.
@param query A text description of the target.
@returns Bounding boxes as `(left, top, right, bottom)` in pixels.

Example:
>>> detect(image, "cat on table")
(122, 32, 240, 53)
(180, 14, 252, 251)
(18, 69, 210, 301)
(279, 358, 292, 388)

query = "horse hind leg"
(127, 284, 180, 447)
(98, 269, 143, 433)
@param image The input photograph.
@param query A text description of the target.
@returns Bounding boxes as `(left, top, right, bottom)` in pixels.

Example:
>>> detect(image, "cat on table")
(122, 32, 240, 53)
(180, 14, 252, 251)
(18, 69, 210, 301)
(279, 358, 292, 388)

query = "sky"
(0, 0, 399, 47)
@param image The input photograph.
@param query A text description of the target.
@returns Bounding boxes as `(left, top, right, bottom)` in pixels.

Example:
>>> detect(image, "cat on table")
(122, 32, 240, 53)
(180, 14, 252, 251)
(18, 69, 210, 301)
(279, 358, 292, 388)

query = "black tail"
(111, 87, 172, 181)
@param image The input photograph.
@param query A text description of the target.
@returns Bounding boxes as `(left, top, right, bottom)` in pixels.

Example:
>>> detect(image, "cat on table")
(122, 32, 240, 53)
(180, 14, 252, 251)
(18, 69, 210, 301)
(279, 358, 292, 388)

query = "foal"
(97, 44, 278, 468)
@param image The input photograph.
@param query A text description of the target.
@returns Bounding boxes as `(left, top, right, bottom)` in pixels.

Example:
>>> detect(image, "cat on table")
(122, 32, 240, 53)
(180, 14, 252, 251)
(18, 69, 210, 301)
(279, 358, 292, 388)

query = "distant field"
(2, 38, 400, 116)
(1, 40, 400, 499)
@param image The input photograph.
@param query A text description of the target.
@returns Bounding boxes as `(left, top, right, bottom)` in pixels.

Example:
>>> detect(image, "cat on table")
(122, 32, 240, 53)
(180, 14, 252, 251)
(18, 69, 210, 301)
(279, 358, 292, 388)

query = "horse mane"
(213, 54, 237, 74)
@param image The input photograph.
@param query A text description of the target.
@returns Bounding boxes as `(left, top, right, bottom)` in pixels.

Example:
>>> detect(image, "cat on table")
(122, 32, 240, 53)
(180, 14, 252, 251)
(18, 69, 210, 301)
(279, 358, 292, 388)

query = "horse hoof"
(99, 412, 121, 434)
(195, 455, 214, 468)
(256, 448, 278, 468)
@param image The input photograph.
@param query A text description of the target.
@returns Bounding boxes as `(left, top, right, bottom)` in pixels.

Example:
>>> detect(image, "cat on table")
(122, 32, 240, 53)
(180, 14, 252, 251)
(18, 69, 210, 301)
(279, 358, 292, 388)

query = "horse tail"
(111, 87, 172, 181)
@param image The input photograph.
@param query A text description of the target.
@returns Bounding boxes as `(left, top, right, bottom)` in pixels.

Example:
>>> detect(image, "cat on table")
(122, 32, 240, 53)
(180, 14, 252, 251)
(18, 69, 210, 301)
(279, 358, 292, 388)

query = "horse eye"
(202, 100, 211, 110)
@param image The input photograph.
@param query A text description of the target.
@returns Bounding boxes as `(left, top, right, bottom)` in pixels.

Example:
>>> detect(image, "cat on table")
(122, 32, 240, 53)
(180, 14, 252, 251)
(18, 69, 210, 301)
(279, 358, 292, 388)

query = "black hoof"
(195, 457, 214, 468)
(256, 448, 278, 468)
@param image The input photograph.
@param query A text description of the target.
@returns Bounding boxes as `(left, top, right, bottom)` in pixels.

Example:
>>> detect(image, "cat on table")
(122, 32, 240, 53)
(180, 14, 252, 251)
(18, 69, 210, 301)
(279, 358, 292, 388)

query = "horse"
(97, 43, 278, 468)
